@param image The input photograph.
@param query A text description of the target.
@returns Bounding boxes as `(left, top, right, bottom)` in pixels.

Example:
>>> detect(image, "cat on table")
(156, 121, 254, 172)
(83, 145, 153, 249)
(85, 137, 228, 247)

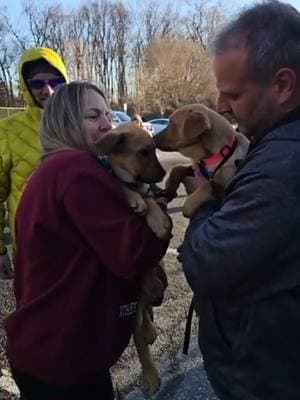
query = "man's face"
(213, 48, 280, 138)
(27, 72, 64, 108)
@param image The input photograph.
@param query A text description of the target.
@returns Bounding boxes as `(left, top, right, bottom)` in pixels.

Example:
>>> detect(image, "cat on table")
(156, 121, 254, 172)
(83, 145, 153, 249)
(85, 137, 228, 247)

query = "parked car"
(111, 110, 131, 126)
(148, 118, 169, 135)
(142, 121, 155, 136)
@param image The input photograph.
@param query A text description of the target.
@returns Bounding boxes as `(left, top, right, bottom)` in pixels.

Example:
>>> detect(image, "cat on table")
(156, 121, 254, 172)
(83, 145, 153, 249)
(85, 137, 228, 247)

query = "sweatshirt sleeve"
(63, 169, 170, 280)
(181, 170, 294, 300)
(0, 123, 11, 254)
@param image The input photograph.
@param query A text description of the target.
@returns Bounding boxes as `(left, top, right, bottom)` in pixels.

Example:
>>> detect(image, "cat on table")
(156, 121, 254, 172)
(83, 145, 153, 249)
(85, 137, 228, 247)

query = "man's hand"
(0, 254, 13, 279)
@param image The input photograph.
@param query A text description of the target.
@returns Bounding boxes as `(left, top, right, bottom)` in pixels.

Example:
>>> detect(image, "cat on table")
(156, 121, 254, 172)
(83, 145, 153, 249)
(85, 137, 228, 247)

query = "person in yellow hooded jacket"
(0, 47, 68, 279)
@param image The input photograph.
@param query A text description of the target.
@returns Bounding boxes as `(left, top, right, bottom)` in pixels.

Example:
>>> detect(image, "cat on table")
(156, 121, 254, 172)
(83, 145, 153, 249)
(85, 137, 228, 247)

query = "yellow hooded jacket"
(0, 47, 68, 254)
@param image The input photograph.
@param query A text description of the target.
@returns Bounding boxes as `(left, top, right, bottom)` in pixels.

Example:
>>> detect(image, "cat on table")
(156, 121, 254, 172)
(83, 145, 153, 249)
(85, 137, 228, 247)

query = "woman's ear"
(274, 68, 297, 105)
(95, 132, 126, 155)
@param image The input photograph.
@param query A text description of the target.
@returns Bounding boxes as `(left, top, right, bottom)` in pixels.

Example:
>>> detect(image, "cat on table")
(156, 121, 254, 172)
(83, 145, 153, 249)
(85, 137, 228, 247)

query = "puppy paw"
(124, 188, 148, 215)
(130, 196, 148, 215)
(182, 182, 213, 218)
(143, 366, 161, 395)
(143, 323, 157, 345)
(147, 213, 172, 240)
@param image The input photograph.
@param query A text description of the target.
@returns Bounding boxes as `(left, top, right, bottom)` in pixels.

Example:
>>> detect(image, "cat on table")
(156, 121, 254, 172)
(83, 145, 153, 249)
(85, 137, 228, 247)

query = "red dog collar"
(197, 135, 237, 181)
(202, 135, 236, 166)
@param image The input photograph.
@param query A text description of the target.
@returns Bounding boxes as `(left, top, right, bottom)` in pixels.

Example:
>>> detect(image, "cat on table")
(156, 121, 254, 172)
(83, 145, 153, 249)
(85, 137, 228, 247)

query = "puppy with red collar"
(154, 104, 249, 218)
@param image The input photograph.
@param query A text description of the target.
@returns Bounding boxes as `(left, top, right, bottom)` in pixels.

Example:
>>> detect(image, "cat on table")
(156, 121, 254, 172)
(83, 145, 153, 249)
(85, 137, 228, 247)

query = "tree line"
(0, 0, 233, 116)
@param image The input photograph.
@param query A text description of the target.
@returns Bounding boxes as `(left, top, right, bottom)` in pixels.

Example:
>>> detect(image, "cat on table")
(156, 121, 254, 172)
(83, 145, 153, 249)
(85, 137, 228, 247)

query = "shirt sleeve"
(181, 170, 294, 300)
(63, 169, 170, 280)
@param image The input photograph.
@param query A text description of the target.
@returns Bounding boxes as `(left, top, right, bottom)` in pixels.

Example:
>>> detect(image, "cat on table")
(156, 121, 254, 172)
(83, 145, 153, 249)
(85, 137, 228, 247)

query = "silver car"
(148, 118, 169, 135)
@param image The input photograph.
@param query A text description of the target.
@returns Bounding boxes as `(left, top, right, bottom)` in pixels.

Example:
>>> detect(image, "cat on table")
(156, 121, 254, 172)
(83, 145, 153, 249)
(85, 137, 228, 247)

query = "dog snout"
(153, 128, 167, 148)
(150, 165, 166, 183)
(155, 159, 166, 179)
(154, 129, 175, 151)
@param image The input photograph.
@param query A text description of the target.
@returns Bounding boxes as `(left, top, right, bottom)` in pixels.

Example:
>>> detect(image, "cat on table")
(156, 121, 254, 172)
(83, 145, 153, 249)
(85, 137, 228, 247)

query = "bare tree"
(23, 1, 67, 57)
(0, 16, 19, 106)
(139, 38, 217, 115)
(0, 0, 232, 111)
(0, 6, 27, 51)
(67, 7, 88, 80)
(128, 0, 181, 111)
(185, 0, 226, 49)
(111, 2, 130, 103)
(143, 0, 179, 43)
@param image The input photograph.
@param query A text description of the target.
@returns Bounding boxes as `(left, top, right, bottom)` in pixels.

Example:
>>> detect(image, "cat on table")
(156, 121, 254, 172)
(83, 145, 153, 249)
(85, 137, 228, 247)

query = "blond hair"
(40, 81, 109, 155)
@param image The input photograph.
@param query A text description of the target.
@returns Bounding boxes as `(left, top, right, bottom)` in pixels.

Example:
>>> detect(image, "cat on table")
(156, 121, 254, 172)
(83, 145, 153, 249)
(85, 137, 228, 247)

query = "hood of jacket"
(19, 47, 68, 109)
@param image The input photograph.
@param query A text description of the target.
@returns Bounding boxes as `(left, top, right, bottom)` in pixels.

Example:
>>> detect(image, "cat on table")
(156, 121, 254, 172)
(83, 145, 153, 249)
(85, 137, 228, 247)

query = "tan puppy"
(154, 104, 249, 217)
(96, 122, 172, 394)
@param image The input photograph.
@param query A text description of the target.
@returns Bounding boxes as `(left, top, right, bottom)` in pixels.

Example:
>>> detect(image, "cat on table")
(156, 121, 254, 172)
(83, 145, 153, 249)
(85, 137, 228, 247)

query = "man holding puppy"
(181, 1, 300, 399)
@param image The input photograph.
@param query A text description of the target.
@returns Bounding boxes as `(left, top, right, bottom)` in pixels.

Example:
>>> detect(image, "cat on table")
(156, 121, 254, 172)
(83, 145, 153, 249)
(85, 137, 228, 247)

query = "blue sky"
(3, 0, 300, 28)
(4, 0, 300, 16)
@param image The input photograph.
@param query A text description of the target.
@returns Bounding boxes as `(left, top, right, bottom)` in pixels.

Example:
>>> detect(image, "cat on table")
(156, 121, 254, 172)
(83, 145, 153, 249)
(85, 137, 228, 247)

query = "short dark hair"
(212, 1, 300, 83)
(22, 58, 63, 80)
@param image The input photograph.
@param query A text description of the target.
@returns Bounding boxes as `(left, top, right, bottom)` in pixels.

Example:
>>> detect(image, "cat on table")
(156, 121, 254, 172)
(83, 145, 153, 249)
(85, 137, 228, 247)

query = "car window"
(151, 119, 169, 125)
(114, 111, 131, 122)
(111, 113, 120, 123)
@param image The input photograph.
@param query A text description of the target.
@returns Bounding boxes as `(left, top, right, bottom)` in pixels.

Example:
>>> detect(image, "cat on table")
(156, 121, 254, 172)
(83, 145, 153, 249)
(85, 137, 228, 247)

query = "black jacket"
(181, 112, 300, 399)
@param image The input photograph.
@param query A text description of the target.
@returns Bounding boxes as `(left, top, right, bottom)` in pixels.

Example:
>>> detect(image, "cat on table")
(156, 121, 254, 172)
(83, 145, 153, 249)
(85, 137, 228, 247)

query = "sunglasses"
(27, 77, 65, 90)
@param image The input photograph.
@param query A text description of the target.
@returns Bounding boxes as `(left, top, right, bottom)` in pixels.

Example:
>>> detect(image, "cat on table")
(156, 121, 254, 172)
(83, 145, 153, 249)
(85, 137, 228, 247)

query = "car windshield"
(114, 111, 131, 122)
(150, 119, 169, 125)
(111, 113, 120, 123)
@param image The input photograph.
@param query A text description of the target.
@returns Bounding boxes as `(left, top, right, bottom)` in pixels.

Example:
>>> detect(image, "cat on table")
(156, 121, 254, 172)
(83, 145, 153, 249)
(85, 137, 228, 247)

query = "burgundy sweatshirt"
(5, 149, 169, 384)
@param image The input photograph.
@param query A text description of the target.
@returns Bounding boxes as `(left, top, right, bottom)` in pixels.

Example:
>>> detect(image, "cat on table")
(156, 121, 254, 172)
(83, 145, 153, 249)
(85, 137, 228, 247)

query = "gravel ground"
(0, 192, 217, 400)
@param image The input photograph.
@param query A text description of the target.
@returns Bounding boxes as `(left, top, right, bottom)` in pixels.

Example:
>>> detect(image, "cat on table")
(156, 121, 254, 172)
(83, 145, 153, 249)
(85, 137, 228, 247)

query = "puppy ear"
(95, 132, 126, 155)
(183, 110, 211, 138)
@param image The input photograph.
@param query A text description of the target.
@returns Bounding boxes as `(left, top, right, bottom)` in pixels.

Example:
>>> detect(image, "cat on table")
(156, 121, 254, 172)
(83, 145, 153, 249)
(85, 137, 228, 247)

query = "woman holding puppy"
(4, 82, 170, 400)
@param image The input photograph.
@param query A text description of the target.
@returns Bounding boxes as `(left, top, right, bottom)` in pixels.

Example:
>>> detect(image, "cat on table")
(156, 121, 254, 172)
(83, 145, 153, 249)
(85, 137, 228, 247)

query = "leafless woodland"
(0, 0, 237, 114)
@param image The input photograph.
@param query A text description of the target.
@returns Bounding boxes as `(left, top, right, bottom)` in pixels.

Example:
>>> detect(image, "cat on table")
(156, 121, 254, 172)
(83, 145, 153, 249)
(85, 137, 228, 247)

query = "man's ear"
(274, 68, 296, 105)
(183, 110, 211, 138)
(95, 132, 126, 155)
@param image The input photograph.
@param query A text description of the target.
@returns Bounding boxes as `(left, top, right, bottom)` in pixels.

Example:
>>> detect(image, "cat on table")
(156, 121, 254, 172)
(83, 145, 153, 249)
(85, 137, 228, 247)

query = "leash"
(183, 136, 238, 355)
(183, 297, 195, 354)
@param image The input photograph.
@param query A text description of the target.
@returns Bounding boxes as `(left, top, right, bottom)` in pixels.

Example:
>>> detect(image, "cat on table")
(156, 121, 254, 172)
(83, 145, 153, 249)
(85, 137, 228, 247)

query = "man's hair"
(40, 81, 109, 155)
(212, 1, 300, 83)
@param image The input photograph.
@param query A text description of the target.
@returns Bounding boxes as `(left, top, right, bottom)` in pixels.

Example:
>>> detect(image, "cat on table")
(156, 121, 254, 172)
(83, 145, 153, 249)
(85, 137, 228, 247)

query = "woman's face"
(82, 89, 112, 145)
